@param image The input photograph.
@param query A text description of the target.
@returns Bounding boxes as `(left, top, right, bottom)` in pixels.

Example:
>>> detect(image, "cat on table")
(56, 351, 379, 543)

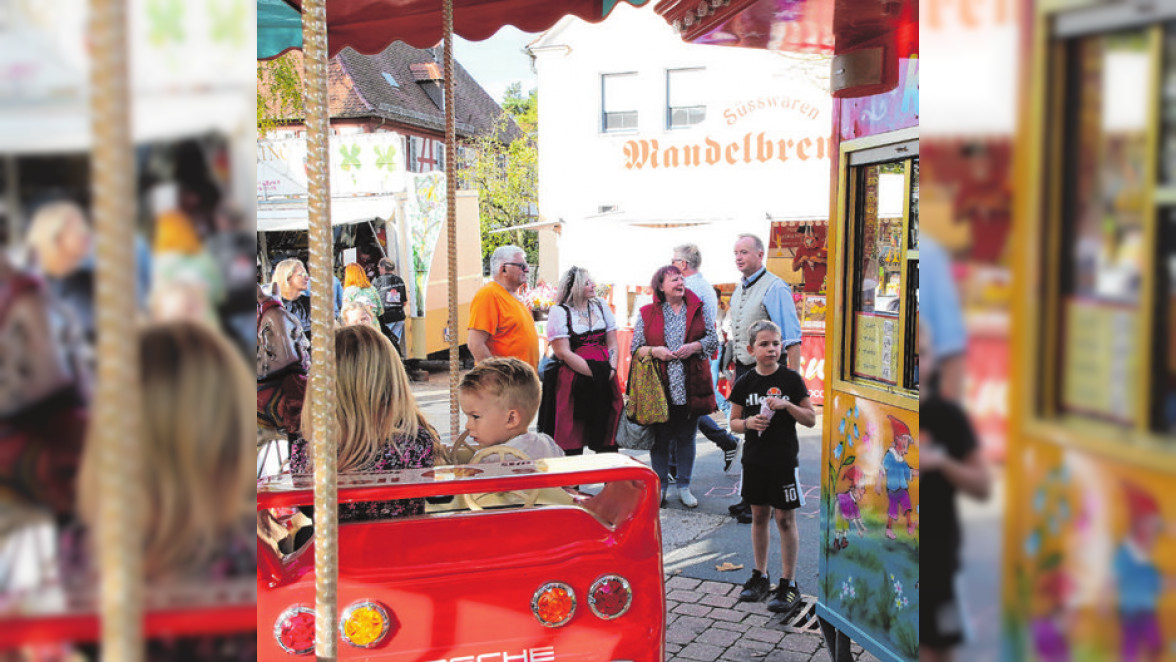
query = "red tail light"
(588, 575, 633, 620)
(274, 606, 315, 655)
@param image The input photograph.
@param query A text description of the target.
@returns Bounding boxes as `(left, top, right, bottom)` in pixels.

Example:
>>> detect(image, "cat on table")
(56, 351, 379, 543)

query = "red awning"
(258, 0, 649, 59)
(653, 0, 916, 55)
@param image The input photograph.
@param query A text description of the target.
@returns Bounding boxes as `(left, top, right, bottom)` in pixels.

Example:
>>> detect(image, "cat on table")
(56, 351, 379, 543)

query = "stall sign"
(1061, 298, 1139, 425)
(802, 295, 827, 333)
(839, 57, 920, 142)
(257, 133, 406, 199)
(964, 332, 1009, 462)
(771, 222, 822, 251)
(853, 313, 900, 385)
(799, 336, 825, 405)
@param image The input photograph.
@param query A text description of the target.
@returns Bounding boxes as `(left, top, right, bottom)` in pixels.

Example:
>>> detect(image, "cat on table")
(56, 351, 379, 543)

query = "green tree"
(257, 52, 304, 136)
(460, 84, 540, 274)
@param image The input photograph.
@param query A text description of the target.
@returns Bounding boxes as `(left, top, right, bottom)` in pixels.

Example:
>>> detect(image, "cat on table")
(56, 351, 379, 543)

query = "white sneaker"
(678, 486, 698, 508)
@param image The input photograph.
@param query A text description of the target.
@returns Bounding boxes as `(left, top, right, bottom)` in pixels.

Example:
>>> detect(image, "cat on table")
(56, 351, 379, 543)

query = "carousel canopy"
(653, 0, 916, 55)
(258, 0, 651, 59)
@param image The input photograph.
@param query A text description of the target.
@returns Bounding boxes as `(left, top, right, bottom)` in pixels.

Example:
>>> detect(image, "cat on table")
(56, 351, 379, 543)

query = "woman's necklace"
(573, 301, 594, 330)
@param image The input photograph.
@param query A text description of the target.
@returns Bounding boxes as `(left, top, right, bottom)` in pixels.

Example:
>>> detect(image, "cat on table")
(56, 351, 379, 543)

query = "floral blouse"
(343, 285, 384, 317)
(290, 425, 436, 521)
(631, 300, 718, 406)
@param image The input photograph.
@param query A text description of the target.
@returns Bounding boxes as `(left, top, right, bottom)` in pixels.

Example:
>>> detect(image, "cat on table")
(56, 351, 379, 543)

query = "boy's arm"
(729, 403, 747, 434)
(937, 448, 992, 501)
(777, 396, 816, 428)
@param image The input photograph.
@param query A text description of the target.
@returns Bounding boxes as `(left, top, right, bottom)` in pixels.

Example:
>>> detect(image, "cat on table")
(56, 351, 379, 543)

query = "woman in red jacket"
(631, 264, 718, 508)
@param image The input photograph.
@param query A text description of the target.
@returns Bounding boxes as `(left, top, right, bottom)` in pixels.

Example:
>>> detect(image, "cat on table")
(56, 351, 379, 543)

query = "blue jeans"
(698, 415, 736, 449)
(711, 355, 730, 415)
(652, 405, 699, 490)
(389, 320, 405, 347)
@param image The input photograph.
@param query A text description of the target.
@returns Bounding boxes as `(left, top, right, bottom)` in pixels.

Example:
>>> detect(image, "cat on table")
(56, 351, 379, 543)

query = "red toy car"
(257, 453, 666, 660)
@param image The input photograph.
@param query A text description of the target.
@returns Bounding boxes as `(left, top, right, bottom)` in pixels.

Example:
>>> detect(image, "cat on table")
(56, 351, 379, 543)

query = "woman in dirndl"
(541, 266, 622, 455)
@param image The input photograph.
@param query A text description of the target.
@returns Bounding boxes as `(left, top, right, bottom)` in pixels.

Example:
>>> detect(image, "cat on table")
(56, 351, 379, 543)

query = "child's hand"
(763, 396, 784, 411)
(920, 442, 946, 471)
(746, 414, 770, 431)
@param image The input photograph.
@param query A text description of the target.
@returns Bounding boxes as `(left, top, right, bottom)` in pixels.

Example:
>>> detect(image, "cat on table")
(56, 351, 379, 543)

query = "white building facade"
(531, 4, 833, 290)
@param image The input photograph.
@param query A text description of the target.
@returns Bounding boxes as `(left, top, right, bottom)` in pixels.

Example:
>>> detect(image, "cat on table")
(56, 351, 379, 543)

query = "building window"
(666, 68, 706, 129)
(408, 135, 445, 173)
(602, 73, 638, 133)
(381, 72, 400, 89)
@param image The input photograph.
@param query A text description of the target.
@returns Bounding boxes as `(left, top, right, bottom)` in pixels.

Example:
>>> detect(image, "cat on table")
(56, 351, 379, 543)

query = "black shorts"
(921, 573, 967, 648)
(741, 460, 803, 510)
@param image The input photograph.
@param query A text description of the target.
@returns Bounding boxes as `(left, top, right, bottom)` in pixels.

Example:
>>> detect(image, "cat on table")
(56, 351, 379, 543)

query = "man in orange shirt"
(468, 245, 540, 368)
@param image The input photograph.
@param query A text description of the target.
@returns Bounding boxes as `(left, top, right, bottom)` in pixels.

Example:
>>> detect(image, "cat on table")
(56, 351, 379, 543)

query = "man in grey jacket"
(726, 233, 803, 520)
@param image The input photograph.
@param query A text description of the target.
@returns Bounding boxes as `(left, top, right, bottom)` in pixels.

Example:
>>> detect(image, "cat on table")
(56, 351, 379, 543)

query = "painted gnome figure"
(1115, 484, 1170, 662)
(877, 415, 917, 540)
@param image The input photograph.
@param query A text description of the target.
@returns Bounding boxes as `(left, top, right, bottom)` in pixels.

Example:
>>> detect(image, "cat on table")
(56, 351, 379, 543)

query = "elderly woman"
(270, 258, 312, 340)
(542, 266, 622, 455)
(632, 264, 718, 508)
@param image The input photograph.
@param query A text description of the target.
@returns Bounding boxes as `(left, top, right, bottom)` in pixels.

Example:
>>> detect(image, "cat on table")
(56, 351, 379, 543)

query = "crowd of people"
(264, 252, 408, 349)
(254, 229, 990, 659)
(3, 140, 259, 659)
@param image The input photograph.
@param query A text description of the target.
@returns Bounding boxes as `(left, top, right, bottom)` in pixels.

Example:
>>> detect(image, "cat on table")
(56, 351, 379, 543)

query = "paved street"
(661, 575, 876, 662)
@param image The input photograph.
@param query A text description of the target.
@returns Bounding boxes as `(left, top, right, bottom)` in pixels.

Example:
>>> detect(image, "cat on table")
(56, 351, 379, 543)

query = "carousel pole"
(301, 0, 339, 658)
(90, 0, 143, 658)
(444, 0, 459, 440)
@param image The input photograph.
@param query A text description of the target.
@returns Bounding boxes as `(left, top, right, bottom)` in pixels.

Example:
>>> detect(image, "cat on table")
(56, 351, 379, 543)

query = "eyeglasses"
(504, 262, 530, 272)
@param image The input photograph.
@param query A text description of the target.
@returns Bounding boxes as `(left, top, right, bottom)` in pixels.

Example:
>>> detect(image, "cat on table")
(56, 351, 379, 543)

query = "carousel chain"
(90, 0, 144, 659)
(301, 0, 339, 658)
(444, 0, 460, 441)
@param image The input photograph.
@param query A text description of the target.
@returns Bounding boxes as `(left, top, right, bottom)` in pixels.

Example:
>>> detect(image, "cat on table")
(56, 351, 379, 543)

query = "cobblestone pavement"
(663, 576, 880, 662)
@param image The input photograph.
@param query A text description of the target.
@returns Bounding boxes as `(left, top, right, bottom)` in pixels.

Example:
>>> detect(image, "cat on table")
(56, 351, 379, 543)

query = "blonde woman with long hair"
(72, 321, 255, 659)
(290, 324, 437, 520)
(538, 266, 622, 456)
(270, 258, 312, 339)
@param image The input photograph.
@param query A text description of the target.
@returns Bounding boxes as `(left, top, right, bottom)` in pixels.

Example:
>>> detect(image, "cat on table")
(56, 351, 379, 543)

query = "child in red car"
(459, 357, 564, 460)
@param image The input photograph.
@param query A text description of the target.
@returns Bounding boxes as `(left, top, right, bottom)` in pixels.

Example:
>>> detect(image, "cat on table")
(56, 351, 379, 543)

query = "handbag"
(624, 352, 669, 425)
(615, 412, 655, 451)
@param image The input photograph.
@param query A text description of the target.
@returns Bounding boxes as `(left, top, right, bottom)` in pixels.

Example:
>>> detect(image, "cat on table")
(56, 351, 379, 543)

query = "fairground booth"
(654, 0, 919, 660)
(1003, 1, 1176, 659)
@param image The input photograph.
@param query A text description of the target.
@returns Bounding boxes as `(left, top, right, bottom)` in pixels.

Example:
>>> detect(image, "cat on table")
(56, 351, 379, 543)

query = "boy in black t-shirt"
(918, 322, 991, 662)
(728, 320, 816, 614)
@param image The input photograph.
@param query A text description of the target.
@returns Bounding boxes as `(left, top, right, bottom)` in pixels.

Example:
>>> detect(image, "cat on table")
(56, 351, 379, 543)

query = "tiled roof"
(259, 42, 519, 142)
